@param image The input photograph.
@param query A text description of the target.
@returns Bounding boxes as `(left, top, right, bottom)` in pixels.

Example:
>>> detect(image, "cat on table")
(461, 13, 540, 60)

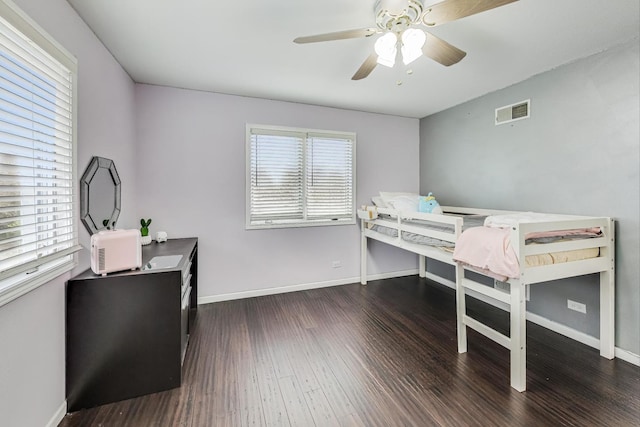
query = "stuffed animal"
(419, 192, 443, 214)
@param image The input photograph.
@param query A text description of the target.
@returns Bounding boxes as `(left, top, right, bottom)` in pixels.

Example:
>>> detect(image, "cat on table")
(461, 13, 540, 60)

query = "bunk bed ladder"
(456, 268, 528, 392)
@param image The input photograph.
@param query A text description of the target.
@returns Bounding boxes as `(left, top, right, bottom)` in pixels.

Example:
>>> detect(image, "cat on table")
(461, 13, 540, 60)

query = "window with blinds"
(0, 1, 79, 302)
(247, 125, 355, 229)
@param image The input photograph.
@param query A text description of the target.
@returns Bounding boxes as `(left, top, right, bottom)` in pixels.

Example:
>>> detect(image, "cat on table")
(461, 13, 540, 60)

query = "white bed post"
(455, 264, 467, 353)
(510, 279, 527, 392)
(419, 255, 426, 278)
(360, 219, 367, 285)
(600, 218, 615, 359)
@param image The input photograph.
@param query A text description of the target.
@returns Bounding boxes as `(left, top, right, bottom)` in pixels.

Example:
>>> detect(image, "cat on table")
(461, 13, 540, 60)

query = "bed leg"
(455, 264, 467, 353)
(510, 280, 527, 392)
(600, 270, 615, 358)
(361, 220, 367, 285)
(598, 218, 615, 359)
(419, 255, 426, 278)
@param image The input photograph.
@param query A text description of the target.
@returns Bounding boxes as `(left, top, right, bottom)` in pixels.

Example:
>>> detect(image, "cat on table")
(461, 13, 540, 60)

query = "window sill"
(246, 218, 356, 230)
(0, 257, 77, 308)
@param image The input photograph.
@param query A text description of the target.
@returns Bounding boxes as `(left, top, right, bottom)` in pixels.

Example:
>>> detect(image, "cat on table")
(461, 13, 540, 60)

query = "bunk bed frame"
(359, 206, 615, 392)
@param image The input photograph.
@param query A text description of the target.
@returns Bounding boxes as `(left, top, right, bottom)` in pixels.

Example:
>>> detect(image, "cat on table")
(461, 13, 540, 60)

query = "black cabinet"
(66, 238, 198, 412)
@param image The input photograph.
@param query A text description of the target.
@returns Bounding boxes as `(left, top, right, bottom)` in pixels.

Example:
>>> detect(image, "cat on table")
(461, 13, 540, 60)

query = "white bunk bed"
(359, 205, 615, 392)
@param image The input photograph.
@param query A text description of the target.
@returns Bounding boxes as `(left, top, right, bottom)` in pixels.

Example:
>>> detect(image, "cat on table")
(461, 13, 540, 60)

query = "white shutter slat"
(306, 136, 353, 220)
(0, 12, 77, 281)
(249, 132, 304, 222)
(0, 26, 72, 95)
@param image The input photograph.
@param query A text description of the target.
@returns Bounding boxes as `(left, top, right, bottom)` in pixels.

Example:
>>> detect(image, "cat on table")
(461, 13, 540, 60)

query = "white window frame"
(246, 124, 356, 229)
(0, 0, 80, 307)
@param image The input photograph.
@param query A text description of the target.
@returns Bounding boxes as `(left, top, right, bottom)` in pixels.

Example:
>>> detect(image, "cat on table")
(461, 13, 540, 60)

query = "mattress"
(524, 246, 600, 267)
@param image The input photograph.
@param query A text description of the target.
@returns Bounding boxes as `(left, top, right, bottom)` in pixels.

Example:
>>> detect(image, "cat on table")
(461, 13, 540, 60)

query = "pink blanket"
(452, 227, 520, 280)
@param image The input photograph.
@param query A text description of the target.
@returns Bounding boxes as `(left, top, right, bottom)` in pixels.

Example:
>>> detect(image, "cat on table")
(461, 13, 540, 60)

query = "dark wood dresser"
(66, 238, 198, 412)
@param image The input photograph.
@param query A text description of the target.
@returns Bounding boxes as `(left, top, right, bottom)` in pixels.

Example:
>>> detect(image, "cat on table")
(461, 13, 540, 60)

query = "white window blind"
(249, 129, 304, 223)
(306, 134, 353, 220)
(247, 125, 355, 229)
(0, 2, 79, 293)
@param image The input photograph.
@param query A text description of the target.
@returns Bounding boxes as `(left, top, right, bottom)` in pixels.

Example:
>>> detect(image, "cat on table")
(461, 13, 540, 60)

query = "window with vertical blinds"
(0, 0, 79, 305)
(247, 125, 355, 229)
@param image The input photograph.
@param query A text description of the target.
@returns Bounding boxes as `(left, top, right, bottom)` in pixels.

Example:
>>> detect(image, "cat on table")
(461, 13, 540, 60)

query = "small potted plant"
(140, 218, 152, 245)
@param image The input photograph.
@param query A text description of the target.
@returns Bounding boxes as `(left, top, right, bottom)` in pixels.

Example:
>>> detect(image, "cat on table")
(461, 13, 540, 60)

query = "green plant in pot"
(140, 218, 152, 245)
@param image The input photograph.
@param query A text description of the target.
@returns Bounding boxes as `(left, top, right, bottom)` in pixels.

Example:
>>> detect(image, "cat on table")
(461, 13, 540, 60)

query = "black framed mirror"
(80, 156, 121, 234)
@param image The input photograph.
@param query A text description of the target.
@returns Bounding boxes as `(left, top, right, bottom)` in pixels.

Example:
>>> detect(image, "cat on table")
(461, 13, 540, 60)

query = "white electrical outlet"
(567, 299, 587, 314)
(331, 260, 341, 268)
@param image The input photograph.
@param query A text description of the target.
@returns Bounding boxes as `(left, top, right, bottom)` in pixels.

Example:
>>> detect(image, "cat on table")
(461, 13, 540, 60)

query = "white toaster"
(90, 229, 142, 275)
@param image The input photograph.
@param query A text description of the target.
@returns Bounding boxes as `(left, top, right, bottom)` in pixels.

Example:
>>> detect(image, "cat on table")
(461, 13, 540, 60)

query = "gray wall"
(420, 39, 639, 355)
(135, 84, 420, 300)
(0, 0, 138, 426)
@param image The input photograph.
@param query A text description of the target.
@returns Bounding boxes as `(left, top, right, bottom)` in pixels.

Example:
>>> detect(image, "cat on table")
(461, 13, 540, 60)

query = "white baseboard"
(525, 311, 599, 347)
(46, 401, 66, 427)
(423, 272, 640, 367)
(197, 269, 419, 305)
(613, 346, 640, 366)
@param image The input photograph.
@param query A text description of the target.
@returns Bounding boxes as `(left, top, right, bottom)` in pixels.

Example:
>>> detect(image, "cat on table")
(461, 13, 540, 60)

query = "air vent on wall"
(495, 99, 530, 125)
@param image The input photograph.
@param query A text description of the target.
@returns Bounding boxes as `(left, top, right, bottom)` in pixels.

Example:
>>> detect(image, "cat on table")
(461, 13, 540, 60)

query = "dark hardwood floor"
(60, 276, 640, 426)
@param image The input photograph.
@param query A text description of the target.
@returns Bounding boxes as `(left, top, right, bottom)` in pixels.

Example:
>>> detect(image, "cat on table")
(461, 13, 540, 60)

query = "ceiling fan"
(294, 0, 518, 80)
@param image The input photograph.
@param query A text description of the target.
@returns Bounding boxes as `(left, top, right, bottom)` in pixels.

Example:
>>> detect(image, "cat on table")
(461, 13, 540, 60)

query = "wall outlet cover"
(567, 299, 587, 314)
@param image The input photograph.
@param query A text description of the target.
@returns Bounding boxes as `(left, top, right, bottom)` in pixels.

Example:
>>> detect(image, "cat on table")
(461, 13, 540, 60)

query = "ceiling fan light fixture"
(374, 32, 398, 67)
(295, 0, 514, 80)
(401, 28, 426, 65)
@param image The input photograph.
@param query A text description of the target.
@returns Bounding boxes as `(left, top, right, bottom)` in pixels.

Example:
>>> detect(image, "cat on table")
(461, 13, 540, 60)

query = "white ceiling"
(66, 0, 639, 119)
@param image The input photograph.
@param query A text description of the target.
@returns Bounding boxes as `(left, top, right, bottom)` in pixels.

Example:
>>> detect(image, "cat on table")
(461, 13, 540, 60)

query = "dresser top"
(71, 237, 197, 280)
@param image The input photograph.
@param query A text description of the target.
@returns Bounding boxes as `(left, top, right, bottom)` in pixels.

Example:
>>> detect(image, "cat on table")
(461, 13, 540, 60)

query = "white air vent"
(495, 99, 530, 125)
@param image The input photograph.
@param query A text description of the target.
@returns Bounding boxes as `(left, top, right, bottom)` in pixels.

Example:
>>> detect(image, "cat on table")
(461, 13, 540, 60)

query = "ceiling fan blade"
(422, 0, 518, 27)
(352, 53, 378, 80)
(422, 32, 467, 66)
(294, 28, 378, 44)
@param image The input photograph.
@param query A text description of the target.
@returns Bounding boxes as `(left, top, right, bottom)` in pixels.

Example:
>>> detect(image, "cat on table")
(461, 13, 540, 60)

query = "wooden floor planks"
(60, 276, 640, 426)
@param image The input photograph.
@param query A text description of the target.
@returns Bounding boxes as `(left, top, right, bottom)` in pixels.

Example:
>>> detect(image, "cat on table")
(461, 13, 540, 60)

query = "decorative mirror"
(80, 156, 121, 234)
